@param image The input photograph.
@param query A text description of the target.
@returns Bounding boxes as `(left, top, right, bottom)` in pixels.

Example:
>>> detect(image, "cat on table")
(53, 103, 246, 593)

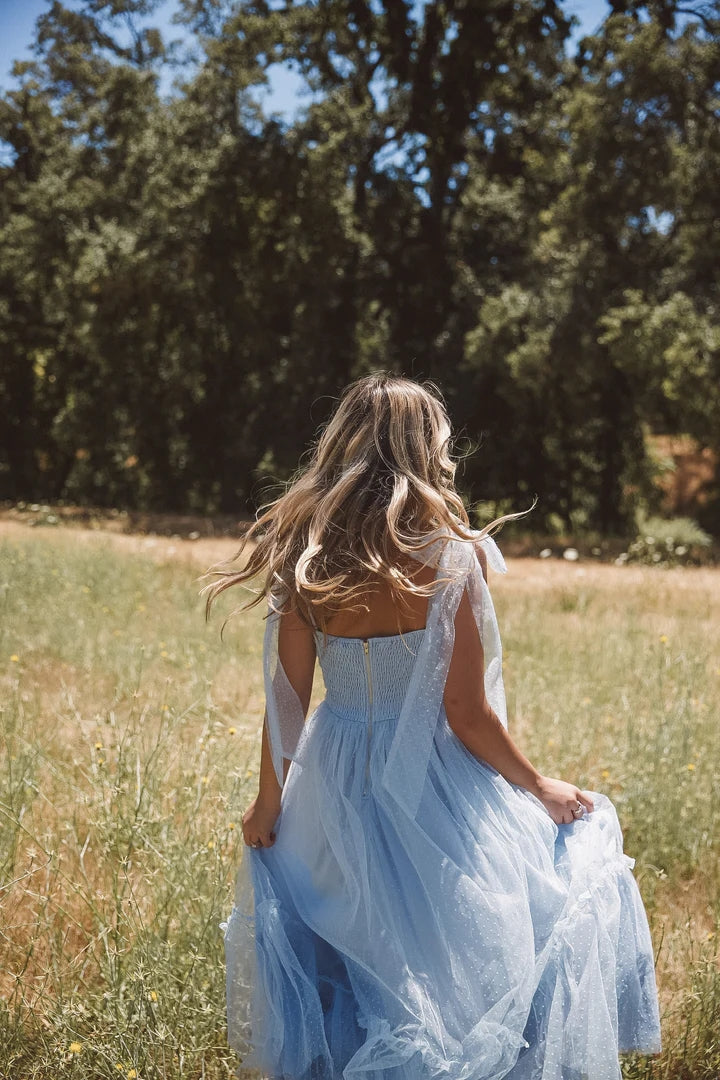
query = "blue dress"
(221, 535, 662, 1080)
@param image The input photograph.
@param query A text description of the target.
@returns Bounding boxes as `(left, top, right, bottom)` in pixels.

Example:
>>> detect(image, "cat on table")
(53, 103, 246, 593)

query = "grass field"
(0, 522, 718, 1079)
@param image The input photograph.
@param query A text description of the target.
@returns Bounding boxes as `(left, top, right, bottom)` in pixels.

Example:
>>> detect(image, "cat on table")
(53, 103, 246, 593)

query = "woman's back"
(319, 552, 437, 639)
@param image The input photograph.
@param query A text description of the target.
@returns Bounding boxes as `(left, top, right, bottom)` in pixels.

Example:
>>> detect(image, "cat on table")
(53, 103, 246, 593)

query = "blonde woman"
(202, 373, 661, 1080)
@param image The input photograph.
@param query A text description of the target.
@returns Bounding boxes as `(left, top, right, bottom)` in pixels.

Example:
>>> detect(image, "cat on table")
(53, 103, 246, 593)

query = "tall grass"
(0, 531, 267, 1079)
(499, 562, 720, 1078)
(0, 531, 718, 1078)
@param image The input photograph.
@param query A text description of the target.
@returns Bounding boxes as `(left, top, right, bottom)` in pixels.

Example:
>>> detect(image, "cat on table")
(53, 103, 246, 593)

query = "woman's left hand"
(242, 794, 281, 849)
(534, 775, 595, 825)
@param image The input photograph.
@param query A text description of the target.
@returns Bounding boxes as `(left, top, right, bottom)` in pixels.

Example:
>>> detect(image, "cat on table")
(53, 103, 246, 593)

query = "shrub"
(616, 514, 712, 566)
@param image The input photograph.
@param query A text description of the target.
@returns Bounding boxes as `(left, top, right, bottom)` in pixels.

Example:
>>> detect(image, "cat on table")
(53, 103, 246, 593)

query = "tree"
(1, 0, 717, 529)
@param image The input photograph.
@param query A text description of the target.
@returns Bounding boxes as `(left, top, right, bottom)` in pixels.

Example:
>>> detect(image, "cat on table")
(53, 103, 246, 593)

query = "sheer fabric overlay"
(221, 531, 662, 1080)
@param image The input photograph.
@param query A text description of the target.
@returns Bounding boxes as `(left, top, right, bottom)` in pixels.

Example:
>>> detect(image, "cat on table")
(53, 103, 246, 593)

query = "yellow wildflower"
(202, 775, 210, 785)
(147, 990, 158, 1002)
(127, 1070, 138, 1080)
(601, 769, 610, 780)
(160, 650, 169, 658)
(136, 603, 146, 612)
(10, 655, 19, 663)
(95, 742, 103, 750)
(228, 726, 236, 735)
(207, 839, 215, 849)
(69, 1041, 83, 1054)
(98, 758, 105, 766)
(686, 763, 696, 771)
(228, 823, 235, 831)
(659, 634, 668, 644)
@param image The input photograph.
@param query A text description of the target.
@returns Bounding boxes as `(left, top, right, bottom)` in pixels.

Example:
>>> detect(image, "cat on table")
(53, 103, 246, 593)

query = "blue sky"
(0, 0, 612, 114)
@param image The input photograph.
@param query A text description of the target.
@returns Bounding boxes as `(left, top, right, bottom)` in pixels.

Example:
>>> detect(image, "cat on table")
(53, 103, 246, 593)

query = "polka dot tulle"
(220, 535, 662, 1079)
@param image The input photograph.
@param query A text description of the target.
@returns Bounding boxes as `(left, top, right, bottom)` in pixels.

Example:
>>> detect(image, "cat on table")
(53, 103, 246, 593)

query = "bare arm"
(244, 607, 316, 847)
(443, 587, 544, 794)
(443, 557, 594, 824)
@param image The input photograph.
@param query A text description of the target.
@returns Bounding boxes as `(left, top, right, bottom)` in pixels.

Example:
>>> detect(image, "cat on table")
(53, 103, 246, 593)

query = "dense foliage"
(1, 0, 718, 531)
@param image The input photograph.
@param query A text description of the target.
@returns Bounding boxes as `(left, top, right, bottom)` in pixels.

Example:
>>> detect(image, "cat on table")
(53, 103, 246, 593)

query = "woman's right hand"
(534, 775, 595, 825)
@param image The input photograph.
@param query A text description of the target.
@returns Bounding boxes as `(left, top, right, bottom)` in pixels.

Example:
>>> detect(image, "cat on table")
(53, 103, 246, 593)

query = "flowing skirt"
(221, 701, 662, 1080)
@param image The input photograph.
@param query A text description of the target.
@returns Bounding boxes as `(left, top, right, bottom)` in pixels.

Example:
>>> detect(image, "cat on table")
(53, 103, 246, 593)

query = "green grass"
(0, 531, 268, 1079)
(498, 563, 720, 1079)
(0, 530, 718, 1078)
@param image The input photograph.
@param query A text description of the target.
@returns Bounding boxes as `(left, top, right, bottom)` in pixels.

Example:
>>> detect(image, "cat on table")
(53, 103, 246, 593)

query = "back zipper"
(362, 639, 374, 796)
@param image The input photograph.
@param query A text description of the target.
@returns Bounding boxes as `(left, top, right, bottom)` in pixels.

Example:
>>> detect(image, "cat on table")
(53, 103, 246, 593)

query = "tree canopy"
(1, 0, 718, 532)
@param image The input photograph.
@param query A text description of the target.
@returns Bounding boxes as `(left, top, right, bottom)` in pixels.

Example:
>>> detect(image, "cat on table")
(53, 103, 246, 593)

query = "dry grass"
(0, 522, 718, 1078)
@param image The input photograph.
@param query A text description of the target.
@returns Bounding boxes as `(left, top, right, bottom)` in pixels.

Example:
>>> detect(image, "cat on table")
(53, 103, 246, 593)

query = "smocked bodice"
(314, 628, 425, 722)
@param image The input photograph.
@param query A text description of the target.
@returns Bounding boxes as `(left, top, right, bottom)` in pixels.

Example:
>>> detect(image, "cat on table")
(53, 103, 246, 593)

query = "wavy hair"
(199, 372, 527, 636)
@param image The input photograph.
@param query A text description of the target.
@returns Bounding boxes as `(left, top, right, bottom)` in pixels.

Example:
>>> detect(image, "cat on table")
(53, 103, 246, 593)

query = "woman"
(202, 373, 662, 1080)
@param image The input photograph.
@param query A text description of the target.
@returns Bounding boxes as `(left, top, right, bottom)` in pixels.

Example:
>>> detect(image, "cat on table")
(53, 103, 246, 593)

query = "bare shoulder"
(278, 601, 316, 636)
(275, 600, 316, 710)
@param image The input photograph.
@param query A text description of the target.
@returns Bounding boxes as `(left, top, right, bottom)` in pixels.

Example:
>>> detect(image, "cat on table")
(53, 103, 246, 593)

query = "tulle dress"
(220, 531, 662, 1080)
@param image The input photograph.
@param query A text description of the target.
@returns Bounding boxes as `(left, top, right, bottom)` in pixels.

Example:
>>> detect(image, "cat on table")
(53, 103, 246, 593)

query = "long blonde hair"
(200, 372, 524, 635)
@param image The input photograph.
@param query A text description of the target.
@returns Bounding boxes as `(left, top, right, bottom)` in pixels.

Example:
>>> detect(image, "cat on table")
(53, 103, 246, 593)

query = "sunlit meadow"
(0, 525, 718, 1079)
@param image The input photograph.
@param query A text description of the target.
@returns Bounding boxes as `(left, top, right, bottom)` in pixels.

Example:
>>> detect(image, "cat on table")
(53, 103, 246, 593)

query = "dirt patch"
(0, 518, 245, 574)
(651, 434, 718, 514)
(2, 519, 720, 602)
(0, 500, 252, 538)
(3, 500, 719, 565)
